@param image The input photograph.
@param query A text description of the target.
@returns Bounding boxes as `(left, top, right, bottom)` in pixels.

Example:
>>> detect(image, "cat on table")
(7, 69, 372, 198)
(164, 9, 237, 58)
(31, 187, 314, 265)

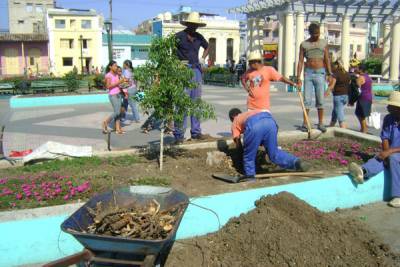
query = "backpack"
(348, 74, 360, 105)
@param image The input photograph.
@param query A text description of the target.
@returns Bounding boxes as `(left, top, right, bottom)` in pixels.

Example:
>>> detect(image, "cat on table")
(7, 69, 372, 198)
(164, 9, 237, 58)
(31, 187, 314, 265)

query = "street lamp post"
(79, 34, 84, 75)
(104, 20, 113, 62)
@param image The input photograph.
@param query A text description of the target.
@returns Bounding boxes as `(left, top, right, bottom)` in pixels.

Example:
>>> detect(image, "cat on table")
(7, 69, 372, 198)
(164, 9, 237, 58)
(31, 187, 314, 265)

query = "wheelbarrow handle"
(43, 249, 93, 267)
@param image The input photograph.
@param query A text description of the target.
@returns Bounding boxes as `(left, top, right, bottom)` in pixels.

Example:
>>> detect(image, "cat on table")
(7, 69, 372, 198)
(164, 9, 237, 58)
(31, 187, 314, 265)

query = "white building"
(138, 7, 241, 66)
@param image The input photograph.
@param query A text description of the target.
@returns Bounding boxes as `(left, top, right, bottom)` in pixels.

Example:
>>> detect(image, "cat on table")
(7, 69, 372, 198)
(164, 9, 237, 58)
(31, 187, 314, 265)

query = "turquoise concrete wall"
(0, 172, 388, 266)
(10, 94, 109, 108)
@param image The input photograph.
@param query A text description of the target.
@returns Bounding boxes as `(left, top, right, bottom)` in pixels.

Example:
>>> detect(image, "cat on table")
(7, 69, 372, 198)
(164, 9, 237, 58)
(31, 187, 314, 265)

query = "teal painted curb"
(0, 172, 389, 266)
(10, 93, 109, 109)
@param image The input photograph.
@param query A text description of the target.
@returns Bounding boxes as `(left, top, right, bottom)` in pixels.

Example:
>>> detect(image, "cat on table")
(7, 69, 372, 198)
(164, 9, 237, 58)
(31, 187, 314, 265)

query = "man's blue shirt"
(175, 30, 208, 65)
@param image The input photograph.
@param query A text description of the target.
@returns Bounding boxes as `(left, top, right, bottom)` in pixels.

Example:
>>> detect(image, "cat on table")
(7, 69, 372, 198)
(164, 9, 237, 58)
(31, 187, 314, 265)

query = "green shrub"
(63, 71, 81, 92)
(93, 74, 105, 89)
(374, 90, 391, 97)
(362, 58, 382, 75)
(205, 67, 231, 75)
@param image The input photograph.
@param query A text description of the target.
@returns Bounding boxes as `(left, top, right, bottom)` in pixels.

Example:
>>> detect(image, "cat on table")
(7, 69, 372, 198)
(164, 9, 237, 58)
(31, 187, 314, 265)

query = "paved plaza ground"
(0, 84, 386, 156)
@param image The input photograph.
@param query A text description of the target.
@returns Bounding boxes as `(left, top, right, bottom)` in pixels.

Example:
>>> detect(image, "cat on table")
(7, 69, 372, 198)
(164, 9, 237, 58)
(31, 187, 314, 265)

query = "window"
(26, 3, 33, 12)
(82, 39, 89, 49)
(55, 19, 65, 29)
(272, 30, 279, 38)
(81, 20, 92, 29)
(208, 38, 216, 63)
(357, 45, 362, 52)
(264, 30, 270, 37)
(36, 4, 43, 13)
(227, 38, 234, 61)
(349, 44, 354, 57)
(70, 19, 76, 28)
(13, 2, 21, 5)
(62, 58, 73, 66)
(18, 20, 24, 24)
(29, 57, 35, 65)
(60, 39, 74, 49)
(33, 22, 37, 32)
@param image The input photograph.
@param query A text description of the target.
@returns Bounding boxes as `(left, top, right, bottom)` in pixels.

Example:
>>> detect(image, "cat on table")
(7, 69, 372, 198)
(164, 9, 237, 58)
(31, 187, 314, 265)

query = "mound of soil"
(166, 192, 400, 267)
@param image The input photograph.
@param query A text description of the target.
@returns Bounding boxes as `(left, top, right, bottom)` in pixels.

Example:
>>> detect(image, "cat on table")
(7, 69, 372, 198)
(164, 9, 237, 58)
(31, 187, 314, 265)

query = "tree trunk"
(159, 123, 164, 171)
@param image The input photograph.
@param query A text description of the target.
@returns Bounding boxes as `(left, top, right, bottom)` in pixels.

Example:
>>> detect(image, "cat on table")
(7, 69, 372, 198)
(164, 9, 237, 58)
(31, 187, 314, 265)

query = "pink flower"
(10, 202, 16, 208)
(0, 178, 7, 184)
(16, 193, 23, 200)
(63, 194, 69, 201)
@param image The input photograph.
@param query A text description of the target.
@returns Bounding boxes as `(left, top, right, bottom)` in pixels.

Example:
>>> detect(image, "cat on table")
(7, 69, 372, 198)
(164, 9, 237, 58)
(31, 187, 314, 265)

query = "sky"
(0, 0, 247, 31)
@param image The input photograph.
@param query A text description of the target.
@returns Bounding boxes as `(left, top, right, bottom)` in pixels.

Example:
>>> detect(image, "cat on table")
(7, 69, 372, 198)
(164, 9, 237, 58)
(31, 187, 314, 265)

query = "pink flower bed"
(0, 173, 91, 210)
(283, 139, 380, 167)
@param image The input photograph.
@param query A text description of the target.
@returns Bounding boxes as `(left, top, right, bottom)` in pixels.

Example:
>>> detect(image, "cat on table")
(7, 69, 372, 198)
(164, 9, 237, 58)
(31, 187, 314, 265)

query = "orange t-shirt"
(231, 110, 261, 139)
(245, 66, 282, 110)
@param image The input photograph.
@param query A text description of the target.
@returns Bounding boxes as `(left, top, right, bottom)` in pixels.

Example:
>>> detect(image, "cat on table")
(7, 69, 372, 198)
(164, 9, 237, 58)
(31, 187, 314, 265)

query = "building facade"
(46, 8, 102, 76)
(0, 33, 49, 76)
(101, 30, 152, 67)
(8, 0, 54, 34)
(138, 8, 241, 66)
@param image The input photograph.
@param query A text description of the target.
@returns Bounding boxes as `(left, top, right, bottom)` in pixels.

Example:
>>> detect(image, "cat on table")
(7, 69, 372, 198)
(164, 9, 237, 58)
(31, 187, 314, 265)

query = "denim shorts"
(303, 68, 326, 109)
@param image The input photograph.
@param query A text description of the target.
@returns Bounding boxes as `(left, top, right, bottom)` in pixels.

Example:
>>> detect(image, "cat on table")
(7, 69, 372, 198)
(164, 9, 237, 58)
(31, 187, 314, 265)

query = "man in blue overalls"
(229, 108, 310, 180)
(174, 12, 209, 144)
(349, 91, 400, 208)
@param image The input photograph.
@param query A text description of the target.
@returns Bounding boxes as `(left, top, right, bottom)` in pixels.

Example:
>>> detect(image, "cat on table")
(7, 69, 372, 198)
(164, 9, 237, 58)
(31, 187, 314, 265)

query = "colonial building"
(136, 7, 241, 66)
(0, 33, 49, 76)
(46, 8, 103, 75)
(8, 0, 54, 34)
(101, 30, 152, 67)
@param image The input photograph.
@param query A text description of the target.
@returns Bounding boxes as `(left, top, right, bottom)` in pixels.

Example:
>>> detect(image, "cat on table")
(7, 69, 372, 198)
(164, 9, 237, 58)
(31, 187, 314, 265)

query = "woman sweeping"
(102, 61, 127, 134)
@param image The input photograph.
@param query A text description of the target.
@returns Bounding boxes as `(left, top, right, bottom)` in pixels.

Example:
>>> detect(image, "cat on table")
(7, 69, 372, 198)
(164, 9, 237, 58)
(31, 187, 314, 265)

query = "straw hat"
(180, 12, 206, 27)
(248, 51, 263, 62)
(382, 91, 400, 108)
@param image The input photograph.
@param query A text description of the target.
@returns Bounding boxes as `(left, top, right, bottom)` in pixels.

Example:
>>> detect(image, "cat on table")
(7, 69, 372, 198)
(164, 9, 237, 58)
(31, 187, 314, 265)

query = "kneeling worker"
(229, 108, 311, 180)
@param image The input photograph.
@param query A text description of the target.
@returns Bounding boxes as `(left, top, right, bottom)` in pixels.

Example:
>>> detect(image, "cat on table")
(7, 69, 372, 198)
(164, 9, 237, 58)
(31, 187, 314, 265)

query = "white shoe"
(388, 198, 400, 208)
(348, 162, 364, 184)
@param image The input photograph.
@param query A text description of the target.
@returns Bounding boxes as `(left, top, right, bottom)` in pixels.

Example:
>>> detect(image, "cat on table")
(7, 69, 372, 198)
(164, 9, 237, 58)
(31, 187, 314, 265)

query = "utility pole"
(109, 0, 113, 42)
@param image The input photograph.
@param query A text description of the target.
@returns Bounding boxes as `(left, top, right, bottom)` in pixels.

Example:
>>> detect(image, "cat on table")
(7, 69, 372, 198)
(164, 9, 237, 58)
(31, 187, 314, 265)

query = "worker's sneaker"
(295, 160, 311, 172)
(388, 198, 400, 208)
(348, 162, 365, 184)
(299, 125, 309, 132)
(239, 175, 256, 182)
(317, 124, 327, 133)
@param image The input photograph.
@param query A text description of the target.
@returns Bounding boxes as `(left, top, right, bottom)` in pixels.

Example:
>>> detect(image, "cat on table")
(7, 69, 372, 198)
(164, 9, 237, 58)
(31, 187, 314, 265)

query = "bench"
(30, 80, 67, 94)
(0, 83, 15, 94)
(204, 73, 236, 87)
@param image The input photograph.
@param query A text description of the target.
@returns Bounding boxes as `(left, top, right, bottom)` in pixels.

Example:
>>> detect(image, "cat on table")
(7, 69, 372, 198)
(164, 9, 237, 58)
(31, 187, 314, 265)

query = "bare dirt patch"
(165, 192, 400, 267)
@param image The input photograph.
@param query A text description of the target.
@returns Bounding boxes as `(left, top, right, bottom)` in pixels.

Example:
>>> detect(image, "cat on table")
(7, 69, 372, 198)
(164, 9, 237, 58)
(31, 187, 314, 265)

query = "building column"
(320, 20, 326, 39)
(284, 12, 295, 77)
(341, 14, 350, 71)
(278, 14, 284, 73)
(295, 12, 305, 77)
(252, 18, 263, 55)
(390, 17, 400, 81)
(382, 24, 391, 80)
(246, 17, 254, 58)
(21, 42, 26, 76)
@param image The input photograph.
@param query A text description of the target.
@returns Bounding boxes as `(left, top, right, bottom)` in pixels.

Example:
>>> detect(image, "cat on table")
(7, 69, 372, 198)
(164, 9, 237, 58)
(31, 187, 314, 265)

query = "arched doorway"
(227, 38, 234, 61)
(208, 38, 216, 66)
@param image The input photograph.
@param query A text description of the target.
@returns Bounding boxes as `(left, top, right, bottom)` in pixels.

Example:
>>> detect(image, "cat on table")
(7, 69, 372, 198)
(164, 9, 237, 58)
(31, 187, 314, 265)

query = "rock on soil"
(165, 192, 400, 267)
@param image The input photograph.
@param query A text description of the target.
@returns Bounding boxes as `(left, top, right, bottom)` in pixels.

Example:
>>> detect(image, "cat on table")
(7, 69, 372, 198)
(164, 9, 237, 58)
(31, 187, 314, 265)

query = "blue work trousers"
(243, 112, 299, 176)
(174, 67, 202, 140)
(363, 153, 400, 198)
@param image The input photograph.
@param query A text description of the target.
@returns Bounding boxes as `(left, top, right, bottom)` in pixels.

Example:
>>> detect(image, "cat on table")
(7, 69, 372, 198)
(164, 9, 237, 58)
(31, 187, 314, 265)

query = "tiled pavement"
(1, 84, 385, 156)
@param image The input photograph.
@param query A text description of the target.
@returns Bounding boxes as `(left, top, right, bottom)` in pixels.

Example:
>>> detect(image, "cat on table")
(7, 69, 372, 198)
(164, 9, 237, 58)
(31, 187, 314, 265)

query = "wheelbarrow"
(44, 186, 189, 267)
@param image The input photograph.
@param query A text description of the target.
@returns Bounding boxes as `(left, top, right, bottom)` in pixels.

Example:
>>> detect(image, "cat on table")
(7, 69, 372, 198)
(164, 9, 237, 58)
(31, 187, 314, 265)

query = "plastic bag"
(367, 111, 381, 130)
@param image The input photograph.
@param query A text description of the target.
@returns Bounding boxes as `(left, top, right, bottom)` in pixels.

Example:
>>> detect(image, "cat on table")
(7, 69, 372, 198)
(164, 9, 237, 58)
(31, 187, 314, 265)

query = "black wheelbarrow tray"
(45, 186, 189, 267)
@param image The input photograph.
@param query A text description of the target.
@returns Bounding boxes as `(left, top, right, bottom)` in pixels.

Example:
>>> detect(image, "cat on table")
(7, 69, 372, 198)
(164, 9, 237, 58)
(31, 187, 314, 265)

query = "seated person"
(229, 108, 310, 180)
(349, 91, 400, 208)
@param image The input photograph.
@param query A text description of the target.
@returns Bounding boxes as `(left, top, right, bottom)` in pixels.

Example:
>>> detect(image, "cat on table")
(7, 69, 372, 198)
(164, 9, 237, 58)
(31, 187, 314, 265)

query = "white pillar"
(252, 18, 263, 55)
(341, 15, 350, 71)
(390, 17, 400, 81)
(278, 14, 284, 73)
(216, 37, 227, 66)
(320, 20, 326, 40)
(295, 12, 305, 77)
(382, 24, 391, 80)
(284, 12, 294, 77)
(246, 18, 253, 58)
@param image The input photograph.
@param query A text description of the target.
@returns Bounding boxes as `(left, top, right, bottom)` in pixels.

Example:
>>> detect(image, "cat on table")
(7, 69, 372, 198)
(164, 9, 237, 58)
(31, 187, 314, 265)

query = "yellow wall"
(47, 11, 102, 76)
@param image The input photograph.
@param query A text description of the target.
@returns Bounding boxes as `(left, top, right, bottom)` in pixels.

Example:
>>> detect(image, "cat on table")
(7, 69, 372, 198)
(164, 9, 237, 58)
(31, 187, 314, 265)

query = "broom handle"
(297, 90, 312, 137)
(255, 171, 323, 179)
